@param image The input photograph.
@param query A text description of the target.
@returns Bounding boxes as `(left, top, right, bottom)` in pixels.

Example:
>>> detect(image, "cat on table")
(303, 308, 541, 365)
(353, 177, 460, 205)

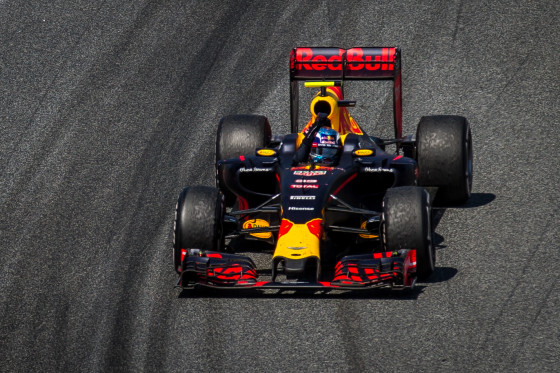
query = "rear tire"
(173, 186, 224, 273)
(216, 114, 271, 161)
(383, 186, 434, 280)
(416, 115, 473, 205)
(216, 115, 271, 206)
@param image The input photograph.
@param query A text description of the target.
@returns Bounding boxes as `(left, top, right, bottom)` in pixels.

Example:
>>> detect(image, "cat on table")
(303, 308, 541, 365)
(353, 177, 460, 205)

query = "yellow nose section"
(273, 218, 322, 260)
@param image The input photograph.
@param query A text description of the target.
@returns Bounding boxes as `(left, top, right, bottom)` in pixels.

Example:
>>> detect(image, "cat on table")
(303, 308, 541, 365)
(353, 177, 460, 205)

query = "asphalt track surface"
(1, 1, 559, 372)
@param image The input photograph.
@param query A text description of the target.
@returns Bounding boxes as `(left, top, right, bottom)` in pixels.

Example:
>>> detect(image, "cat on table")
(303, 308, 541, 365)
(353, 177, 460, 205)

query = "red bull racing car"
(173, 47, 473, 292)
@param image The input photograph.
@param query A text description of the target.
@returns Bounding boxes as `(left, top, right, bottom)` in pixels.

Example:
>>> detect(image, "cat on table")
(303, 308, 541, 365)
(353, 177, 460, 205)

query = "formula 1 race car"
(173, 47, 473, 291)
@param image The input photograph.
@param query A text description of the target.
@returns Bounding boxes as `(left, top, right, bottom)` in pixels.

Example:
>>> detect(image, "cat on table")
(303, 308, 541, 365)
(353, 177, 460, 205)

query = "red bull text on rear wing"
(289, 47, 402, 140)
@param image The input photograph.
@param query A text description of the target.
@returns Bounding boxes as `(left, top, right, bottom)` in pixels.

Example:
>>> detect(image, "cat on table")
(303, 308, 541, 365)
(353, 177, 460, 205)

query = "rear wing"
(289, 47, 402, 139)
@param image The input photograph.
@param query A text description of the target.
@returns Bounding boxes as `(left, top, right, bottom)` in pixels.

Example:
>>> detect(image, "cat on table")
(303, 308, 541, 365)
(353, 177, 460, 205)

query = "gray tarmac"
(1, 1, 559, 372)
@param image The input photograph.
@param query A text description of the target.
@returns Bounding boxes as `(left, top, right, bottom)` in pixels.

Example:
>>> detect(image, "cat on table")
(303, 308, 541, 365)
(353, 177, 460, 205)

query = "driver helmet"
(310, 127, 342, 165)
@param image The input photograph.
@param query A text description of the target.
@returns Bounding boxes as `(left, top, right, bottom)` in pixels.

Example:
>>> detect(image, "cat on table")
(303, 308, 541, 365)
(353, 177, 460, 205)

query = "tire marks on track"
(473, 218, 560, 371)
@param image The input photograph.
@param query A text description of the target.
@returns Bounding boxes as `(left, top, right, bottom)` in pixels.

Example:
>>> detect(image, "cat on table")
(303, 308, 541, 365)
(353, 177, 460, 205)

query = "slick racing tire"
(216, 114, 272, 162)
(216, 114, 272, 206)
(173, 186, 224, 273)
(383, 186, 434, 280)
(416, 115, 473, 205)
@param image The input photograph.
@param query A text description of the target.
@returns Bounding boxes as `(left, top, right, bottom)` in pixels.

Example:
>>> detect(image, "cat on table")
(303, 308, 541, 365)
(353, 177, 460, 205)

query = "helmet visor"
(315, 146, 339, 160)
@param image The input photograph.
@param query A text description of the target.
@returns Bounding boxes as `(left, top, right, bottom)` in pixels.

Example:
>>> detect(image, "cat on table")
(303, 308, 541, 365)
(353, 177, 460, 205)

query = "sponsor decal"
(293, 170, 327, 176)
(290, 195, 316, 200)
(363, 167, 394, 173)
(288, 207, 314, 211)
(296, 48, 344, 71)
(291, 166, 334, 171)
(239, 167, 274, 172)
(242, 219, 272, 239)
(347, 48, 394, 71)
(257, 149, 276, 157)
(296, 47, 394, 72)
(359, 221, 378, 239)
(353, 149, 374, 157)
(290, 184, 319, 189)
(294, 179, 317, 183)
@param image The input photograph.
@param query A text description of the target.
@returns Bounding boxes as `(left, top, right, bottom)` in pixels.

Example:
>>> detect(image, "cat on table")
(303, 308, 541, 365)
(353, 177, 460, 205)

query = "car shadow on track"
(423, 266, 458, 284)
(433, 192, 496, 210)
(432, 192, 495, 244)
(178, 286, 426, 300)
(424, 192, 495, 286)
(432, 193, 495, 223)
(463, 192, 496, 208)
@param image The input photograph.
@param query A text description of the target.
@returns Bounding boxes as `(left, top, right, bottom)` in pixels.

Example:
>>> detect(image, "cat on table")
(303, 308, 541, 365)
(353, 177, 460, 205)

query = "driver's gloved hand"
(302, 112, 331, 145)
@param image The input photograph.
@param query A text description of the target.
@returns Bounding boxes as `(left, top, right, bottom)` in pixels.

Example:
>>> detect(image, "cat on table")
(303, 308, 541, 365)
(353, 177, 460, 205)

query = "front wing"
(177, 249, 417, 291)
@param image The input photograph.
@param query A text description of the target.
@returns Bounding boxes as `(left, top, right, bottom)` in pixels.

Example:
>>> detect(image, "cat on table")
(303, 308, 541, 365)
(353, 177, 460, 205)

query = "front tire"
(383, 186, 434, 280)
(173, 186, 224, 273)
(416, 115, 473, 205)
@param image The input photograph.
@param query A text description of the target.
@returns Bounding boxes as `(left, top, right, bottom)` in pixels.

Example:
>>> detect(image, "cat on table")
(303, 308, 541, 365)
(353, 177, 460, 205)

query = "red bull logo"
(242, 219, 272, 239)
(294, 47, 395, 73)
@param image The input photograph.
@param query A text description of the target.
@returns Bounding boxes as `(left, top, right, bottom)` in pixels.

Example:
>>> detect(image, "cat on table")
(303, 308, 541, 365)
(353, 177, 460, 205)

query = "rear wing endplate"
(289, 47, 402, 139)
